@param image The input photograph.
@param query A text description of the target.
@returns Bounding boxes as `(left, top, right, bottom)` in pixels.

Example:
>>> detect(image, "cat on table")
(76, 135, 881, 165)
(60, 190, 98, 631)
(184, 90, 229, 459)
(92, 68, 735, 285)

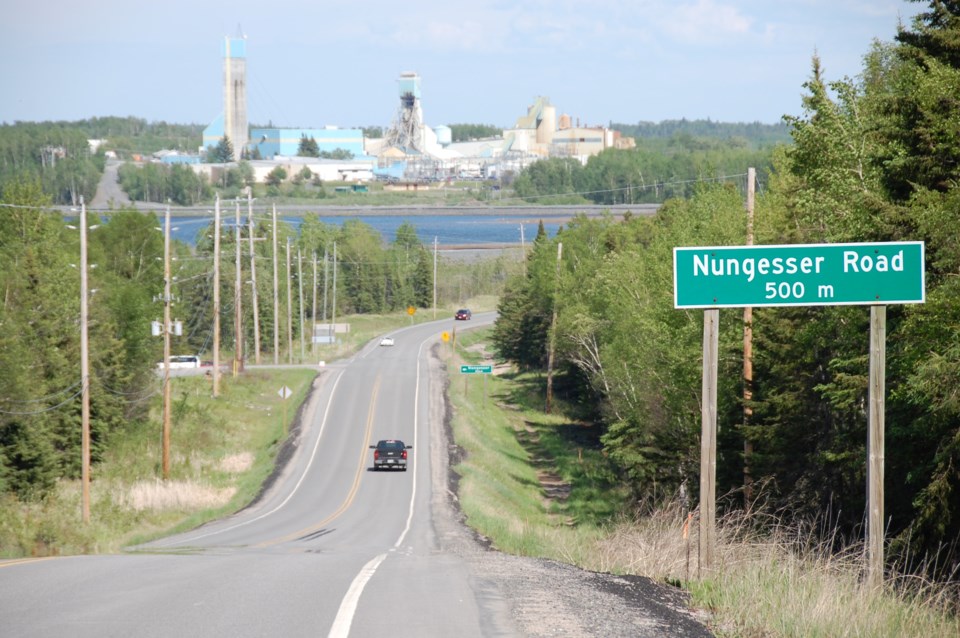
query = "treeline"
(118, 162, 213, 205)
(0, 194, 516, 498)
(611, 118, 792, 147)
(0, 184, 165, 496)
(0, 117, 208, 206)
(512, 137, 777, 204)
(495, 3, 960, 577)
(449, 123, 502, 141)
(79, 116, 204, 156)
(0, 123, 103, 205)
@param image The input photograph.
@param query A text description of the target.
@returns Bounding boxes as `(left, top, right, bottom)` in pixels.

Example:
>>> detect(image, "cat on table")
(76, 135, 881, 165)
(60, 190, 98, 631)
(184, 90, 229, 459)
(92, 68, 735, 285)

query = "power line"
(0, 385, 84, 415)
(0, 380, 83, 404)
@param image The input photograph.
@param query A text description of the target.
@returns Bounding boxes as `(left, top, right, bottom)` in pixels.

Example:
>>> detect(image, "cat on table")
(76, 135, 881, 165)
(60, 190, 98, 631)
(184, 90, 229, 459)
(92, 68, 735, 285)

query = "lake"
(169, 213, 571, 248)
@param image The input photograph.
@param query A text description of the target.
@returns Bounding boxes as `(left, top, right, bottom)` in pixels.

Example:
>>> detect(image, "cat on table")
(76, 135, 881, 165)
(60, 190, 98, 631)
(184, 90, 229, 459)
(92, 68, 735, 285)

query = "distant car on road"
(370, 439, 412, 471)
(156, 355, 201, 370)
(379, 336, 395, 347)
(455, 308, 472, 320)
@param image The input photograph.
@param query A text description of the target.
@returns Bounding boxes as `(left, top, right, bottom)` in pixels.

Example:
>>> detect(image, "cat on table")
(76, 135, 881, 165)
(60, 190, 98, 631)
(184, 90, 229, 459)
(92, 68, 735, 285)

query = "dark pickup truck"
(370, 439, 412, 471)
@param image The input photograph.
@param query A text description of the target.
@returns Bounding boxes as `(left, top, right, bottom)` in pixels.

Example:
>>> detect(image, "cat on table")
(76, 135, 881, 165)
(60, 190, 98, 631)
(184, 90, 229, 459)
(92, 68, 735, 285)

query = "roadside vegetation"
(449, 328, 960, 638)
(0, 300, 500, 557)
(0, 367, 316, 556)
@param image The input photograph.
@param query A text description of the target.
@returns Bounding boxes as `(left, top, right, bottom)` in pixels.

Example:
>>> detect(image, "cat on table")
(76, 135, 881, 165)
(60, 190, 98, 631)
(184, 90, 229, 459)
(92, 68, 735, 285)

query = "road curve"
(0, 311, 714, 637)
(0, 313, 514, 637)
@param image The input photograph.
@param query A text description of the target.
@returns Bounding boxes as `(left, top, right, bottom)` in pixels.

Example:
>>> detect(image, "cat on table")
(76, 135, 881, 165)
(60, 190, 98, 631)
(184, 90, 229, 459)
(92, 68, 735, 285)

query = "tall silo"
(434, 125, 452, 146)
(223, 35, 248, 161)
(537, 105, 556, 145)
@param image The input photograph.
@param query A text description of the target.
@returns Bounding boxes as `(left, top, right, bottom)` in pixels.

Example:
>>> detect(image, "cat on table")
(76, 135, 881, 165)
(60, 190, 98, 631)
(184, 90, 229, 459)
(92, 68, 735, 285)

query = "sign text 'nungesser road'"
(674, 241, 925, 308)
(460, 364, 493, 374)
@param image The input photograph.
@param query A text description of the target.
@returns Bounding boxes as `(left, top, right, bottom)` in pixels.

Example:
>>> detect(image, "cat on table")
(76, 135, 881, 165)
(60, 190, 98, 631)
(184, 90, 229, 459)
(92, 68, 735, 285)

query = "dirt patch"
(124, 480, 235, 511)
(217, 452, 253, 474)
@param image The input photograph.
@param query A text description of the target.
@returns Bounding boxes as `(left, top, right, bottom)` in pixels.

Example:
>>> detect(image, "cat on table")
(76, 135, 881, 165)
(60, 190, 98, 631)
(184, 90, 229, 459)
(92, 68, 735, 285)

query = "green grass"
(448, 328, 960, 638)
(0, 368, 316, 557)
(448, 327, 627, 559)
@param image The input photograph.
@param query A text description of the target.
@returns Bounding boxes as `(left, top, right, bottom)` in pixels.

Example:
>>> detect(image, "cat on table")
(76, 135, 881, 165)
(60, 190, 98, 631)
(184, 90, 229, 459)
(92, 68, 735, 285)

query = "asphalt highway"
(0, 313, 510, 637)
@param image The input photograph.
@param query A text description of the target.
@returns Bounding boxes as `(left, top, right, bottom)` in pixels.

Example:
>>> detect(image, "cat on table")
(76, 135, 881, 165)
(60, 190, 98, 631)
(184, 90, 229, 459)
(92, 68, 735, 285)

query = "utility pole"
(234, 199, 243, 375)
(331, 241, 337, 346)
(520, 224, 526, 276)
(744, 167, 755, 503)
(213, 195, 221, 398)
(286, 238, 293, 364)
(248, 197, 261, 364)
(162, 205, 172, 480)
(311, 251, 318, 357)
(79, 197, 91, 523)
(272, 204, 279, 365)
(545, 241, 562, 414)
(322, 247, 329, 326)
(298, 247, 305, 361)
(433, 236, 438, 319)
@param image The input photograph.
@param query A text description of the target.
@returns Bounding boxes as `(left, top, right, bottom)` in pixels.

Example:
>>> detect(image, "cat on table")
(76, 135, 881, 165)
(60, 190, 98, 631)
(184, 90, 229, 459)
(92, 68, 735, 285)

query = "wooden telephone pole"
(297, 247, 305, 361)
(286, 238, 293, 364)
(213, 196, 221, 398)
(248, 197, 261, 364)
(234, 200, 243, 375)
(272, 204, 280, 365)
(744, 167, 755, 503)
(311, 252, 318, 357)
(162, 205, 172, 479)
(79, 198, 91, 522)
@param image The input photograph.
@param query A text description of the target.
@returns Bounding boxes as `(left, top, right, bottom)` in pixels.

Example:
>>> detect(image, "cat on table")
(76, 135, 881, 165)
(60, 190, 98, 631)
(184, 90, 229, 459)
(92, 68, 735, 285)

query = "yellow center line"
(0, 556, 63, 569)
(256, 374, 380, 548)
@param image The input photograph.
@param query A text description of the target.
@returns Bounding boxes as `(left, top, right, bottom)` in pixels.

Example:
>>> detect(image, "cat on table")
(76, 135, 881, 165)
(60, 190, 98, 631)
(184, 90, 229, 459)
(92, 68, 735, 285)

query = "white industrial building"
(192, 37, 635, 185)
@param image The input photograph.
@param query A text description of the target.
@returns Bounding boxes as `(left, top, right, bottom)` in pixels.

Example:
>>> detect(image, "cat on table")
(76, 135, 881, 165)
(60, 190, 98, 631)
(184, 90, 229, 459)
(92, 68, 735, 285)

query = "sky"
(1, 0, 926, 130)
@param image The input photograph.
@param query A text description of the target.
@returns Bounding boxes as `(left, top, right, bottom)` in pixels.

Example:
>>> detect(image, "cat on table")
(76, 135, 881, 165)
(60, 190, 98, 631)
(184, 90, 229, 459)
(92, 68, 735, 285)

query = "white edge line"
(150, 369, 346, 547)
(327, 553, 388, 638)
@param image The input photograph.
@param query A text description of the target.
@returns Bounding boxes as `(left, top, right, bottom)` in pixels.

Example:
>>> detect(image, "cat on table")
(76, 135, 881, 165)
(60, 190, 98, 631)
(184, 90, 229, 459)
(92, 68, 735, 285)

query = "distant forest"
(611, 119, 792, 147)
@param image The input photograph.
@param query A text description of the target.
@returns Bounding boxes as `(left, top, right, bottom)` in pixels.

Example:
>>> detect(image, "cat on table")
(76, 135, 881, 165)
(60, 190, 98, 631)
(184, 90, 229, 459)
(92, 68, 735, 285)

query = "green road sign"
(674, 242, 925, 308)
(460, 364, 493, 374)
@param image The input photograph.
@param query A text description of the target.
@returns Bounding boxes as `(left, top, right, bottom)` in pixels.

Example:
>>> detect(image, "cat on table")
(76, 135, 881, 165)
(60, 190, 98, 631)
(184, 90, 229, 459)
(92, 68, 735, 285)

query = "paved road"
(0, 314, 514, 637)
(1, 311, 714, 637)
(89, 158, 131, 208)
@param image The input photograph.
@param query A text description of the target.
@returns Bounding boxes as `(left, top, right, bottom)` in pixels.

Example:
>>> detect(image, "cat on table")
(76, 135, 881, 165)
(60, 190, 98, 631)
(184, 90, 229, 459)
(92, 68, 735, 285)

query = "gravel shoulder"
(426, 344, 715, 637)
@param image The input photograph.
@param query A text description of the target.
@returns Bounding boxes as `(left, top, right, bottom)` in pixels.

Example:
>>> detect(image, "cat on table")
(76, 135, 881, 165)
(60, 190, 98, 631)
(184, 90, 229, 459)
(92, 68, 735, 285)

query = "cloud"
(658, 0, 754, 44)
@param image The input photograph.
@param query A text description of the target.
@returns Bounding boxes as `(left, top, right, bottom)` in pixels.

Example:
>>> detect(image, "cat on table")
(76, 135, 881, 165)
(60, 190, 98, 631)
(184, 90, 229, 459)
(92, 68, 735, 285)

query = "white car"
(379, 336, 395, 347)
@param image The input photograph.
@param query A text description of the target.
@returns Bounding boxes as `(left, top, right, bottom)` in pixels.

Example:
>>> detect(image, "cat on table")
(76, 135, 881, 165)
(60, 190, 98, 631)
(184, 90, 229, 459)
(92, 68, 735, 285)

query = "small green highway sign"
(674, 241, 925, 309)
(460, 364, 493, 374)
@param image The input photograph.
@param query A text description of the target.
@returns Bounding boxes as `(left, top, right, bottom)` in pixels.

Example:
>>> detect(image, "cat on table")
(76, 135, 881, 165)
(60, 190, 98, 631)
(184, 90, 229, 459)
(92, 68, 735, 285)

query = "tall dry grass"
(567, 504, 960, 638)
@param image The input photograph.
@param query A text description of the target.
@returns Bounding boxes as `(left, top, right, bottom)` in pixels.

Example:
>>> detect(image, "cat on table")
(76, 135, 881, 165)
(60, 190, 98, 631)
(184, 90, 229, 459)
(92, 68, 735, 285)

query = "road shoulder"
(426, 343, 714, 637)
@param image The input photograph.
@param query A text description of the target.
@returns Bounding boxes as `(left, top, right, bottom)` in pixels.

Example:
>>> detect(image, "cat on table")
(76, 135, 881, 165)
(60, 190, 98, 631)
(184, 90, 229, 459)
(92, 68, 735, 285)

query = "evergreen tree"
(413, 248, 433, 308)
(298, 135, 320, 158)
(208, 136, 234, 163)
